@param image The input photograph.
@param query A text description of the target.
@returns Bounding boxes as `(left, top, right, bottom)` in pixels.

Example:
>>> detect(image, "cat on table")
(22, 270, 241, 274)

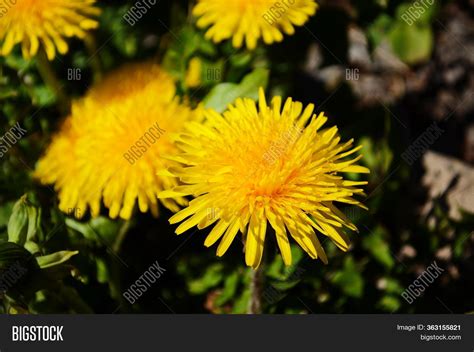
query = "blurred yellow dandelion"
(160, 88, 369, 268)
(185, 57, 203, 88)
(0, 0, 100, 60)
(35, 63, 194, 220)
(193, 0, 318, 50)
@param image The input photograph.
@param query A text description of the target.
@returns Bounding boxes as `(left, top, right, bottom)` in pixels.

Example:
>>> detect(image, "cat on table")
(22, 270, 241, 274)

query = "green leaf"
(203, 68, 269, 113)
(65, 218, 95, 241)
(0, 86, 19, 100)
(232, 269, 251, 313)
(0, 202, 14, 230)
(395, 3, 437, 26)
(216, 271, 240, 306)
(66, 216, 121, 243)
(362, 226, 394, 269)
(24, 241, 40, 256)
(30, 85, 56, 107)
(359, 137, 393, 176)
(453, 230, 470, 258)
(377, 295, 401, 312)
(8, 195, 29, 246)
(26, 203, 41, 244)
(89, 217, 122, 243)
(232, 288, 251, 314)
(384, 277, 404, 294)
(101, 6, 139, 58)
(271, 278, 301, 291)
(266, 245, 304, 280)
(368, 2, 438, 65)
(388, 22, 433, 65)
(332, 257, 364, 298)
(96, 257, 109, 284)
(188, 263, 224, 294)
(36, 251, 79, 269)
(367, 14, 393, 48)
(162, 26, 207, 80)
(0, 242, 34, 270)
(0, 242, 41, 299)
(4, 53, 34, 72)
(230, 52, 253, 68)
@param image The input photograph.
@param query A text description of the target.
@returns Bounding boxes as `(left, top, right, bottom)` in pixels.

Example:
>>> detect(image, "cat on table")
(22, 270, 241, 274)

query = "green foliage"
(203, 68, 269, 113)
(8, 195, 41, 253)
(389, 22, 433, 64)
(162, 25, 218, 82)
(362, 226, 394, 270)
(368, 1, 438, 64)
(36, 251, 79, 269)
(332, 257, 364, 298)
(66, 217, 122, 244)
(0, 196, 84, 312)
(188, 263, 224, 295)
(215, 271, 239, 306)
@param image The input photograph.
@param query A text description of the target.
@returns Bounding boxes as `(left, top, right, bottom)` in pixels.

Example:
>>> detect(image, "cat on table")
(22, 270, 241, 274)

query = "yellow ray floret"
(193, 0, 318, 50)
(35, 63, 195, 220)
(0, 0, 100, 60)
(160, 88, 369, 268)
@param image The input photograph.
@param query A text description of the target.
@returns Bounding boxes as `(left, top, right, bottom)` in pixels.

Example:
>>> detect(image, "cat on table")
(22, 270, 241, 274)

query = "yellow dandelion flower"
(193, 0, 318, 50)
(35, 63, 195, 220)
(160, 88, 369, 268)
(0, 0, 100, 60)
(185, 57, 203, 88)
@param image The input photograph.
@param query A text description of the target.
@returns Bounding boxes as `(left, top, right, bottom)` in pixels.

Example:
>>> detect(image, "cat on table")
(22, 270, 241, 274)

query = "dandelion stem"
(247, 265, 263, 314)
(56, 286, 94, 314)
(113, 220, 132, 254)
(108, 220, 133, 312)
(84, 34, 103, 83)
(36, 50, 70, 114)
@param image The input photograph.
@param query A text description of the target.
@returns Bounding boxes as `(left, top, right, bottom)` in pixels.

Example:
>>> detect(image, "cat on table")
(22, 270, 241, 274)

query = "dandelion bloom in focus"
(35, 63, 194, 220)
(0, 0, 100, 60)
(193, 0, 318, 50)
(160, 89, 369, 268)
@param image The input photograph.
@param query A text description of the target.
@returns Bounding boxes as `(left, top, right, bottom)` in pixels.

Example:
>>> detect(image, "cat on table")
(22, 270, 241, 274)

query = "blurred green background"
(0, 0, 473, 314)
